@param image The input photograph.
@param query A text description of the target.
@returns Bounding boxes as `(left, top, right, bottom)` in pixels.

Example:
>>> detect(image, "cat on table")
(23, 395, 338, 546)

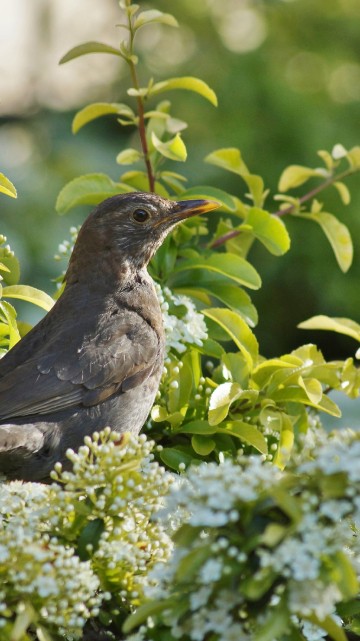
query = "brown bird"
(0, 192, 219, 482)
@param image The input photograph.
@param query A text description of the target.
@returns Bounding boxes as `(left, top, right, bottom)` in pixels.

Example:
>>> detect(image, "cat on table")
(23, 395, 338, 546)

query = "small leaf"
(298, 315, 360, 342)
(180, 420, 217, 435)
(205, 147, 249, 175)
(2, 285, 54, 312)
(245, 207, 290, 255)
(59, 41, 123, 64)
(300, 211, 353, 272)
(333, 181, 351, 205)
(203, 308, 259, 369)
(151, 132, 187, 161)
(346, 145, 360, 169)
(297, 376, 323, 404)
(56, 173, 132, 214)
(208, 382, 243, 425)
(134, 9, 178, 29)
(72, 102, 135, 133)
(150, 76, 218, 106)
(191, 434, 216, 455)
(0, 300, 20, 348)
(0, 172, 17, 198)
(77, 518, 105, 560)
(273, 413, 294, 469)
(160, 447, 195, 471)
(123, 599, 175, 633)
(116, 148, 142, 165)
(278, 165, 322, 192)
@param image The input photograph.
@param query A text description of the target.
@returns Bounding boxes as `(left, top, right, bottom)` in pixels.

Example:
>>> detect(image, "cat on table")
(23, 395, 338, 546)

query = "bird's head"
(66, 192, 220, 283)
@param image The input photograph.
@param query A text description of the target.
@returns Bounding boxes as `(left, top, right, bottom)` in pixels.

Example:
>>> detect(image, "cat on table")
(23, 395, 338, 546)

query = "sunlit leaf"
(150, 76, 218, 106)
(297, 376, 323, 404)
(134, 9, 178, 29)
(333, 181, 351, 205)
(301, 211, 353, 272)
(346, 145, 360, 169)
(56, 173, 132, 214)
(278, 165, 323, 192)
(203, 308, 259, 368)
(298, 315, 360, 342)
(116, 148, 142, 165)
(217, 420, 268, 454)
(59, 41, 123, 64)
(72, 102, 135, 133)
(245, 207, 290, 255)
(2, 285, 54, 312)
(0, 172, 17, 198)
(273, 413, 294, 469)
(151, 132, 187, 162)
(205, 147, 249, 175)
(208, 382, 243, 425)
(0, 300, 20, 348)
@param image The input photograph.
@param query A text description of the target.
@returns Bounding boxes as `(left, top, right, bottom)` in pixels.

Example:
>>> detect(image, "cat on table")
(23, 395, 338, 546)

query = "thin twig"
(210, 167, 355, 249)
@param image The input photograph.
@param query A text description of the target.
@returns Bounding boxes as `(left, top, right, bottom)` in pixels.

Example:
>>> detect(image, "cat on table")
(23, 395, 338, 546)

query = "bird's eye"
(132, 208, 150, 223)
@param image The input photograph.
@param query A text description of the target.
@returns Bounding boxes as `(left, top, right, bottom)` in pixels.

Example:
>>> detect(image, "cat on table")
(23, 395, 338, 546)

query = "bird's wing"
(0, 308, 162, 421)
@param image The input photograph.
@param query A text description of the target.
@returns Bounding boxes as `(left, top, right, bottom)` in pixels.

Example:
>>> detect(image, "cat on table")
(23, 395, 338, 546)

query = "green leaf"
(179, 186, 237, 212)
(271, 386, 341, 416)
(278, 164, 323, 191)
(273, 413, 294, 468)
(180, 420, 217, 435)
(151, 132, 187, 161)
(305, 614, 347, 641)
(245, 207, 290, 255)
(191, 434, 216, 455)
(301, 211, 353, 272)
(116, 148, 142, 165)
(56, 173, 132, 214)
(298, 315, 360, 342)
(120, 170, 169, 197)
(149, 76, 218, 106)
(208, 382, 243, 425)
(297, 375, 323, 404)
(2, 285, 54, 312)
(346, 145, 360, 169)
(72, 102, 135, 133)
(218, 420, 268, 454)
(203, 308, 259, 368)
(333, 181, 351, 205)
(0, 172, 17, 198)
(134, 9, 178, 29)
(254, 599, 289, 641)
(123, 598, 175, 633)
(0, 300, 20, 348)
(77, 518, 105, 561)
(172, 253, 261, 290)
(159, 447, 195, 471)
(59, 41, 123, 64)
(0, 252, 20, 285)
(205, 147, 249, 175)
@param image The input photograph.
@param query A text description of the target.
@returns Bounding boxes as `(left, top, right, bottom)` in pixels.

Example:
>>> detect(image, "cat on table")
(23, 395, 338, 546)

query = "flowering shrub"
(0, 430, 173, 640)
(126, 428, 360, 641)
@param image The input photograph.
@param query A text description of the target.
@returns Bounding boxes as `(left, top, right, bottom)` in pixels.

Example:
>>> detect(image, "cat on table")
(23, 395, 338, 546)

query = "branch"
(210, 167, 355, 250)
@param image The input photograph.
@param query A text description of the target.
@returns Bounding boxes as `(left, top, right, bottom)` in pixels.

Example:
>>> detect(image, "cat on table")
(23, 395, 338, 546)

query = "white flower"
(199, 558, 223, 584)
(154, 284, 208, 353)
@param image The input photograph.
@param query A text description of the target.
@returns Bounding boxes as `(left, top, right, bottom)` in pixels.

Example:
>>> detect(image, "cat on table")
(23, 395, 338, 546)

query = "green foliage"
(1, 1, 360, 640)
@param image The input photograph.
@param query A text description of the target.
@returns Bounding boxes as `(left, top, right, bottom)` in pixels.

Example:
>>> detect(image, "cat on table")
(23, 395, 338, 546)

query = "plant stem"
(127, 12, 155, 192)
(210, 167, 355, 250)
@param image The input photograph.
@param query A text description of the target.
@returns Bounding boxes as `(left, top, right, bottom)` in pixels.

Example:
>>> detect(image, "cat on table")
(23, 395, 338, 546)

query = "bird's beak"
(169, 198, 220, 224)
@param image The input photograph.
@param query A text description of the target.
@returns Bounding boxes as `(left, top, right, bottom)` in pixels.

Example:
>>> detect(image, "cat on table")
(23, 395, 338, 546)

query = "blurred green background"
(1, 0, 359, 363)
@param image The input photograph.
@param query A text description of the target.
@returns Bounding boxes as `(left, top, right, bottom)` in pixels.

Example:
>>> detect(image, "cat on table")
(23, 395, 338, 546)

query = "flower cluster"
(154, 283, 208, 353)
(127, 428, 360, 641)
(54, 226, 80, 263)
(0, 481, 101, 640)
(0, 430, 173, 640)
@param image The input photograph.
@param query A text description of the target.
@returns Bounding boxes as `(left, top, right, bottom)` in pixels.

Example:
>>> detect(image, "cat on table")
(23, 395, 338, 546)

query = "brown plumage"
(0, 192, 219, 482)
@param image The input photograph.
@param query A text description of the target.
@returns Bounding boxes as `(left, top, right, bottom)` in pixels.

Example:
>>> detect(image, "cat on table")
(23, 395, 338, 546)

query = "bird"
(0, 192, 219, 482)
